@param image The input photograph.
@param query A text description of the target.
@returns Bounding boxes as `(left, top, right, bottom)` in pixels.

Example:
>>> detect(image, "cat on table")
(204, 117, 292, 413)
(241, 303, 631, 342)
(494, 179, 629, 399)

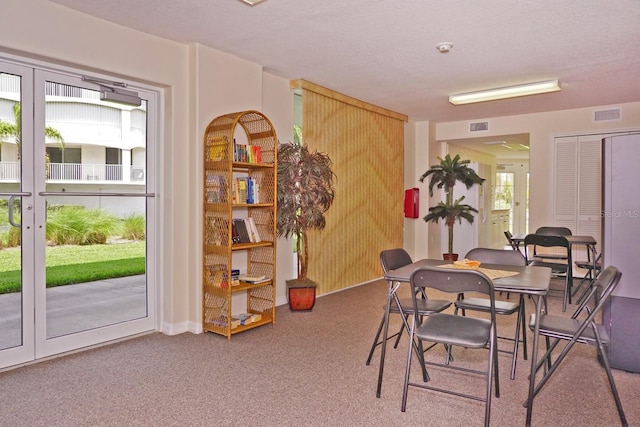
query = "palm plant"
(276, 128, 336, 282)
(0, 103, 65, 160)
(419, 153, 485, 256)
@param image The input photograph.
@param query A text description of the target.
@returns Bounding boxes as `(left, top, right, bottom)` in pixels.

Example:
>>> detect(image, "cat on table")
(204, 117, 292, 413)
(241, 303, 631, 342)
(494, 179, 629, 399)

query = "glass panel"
(0, 72, 23, 350)
(43, 80, 149, 339)
(44, 195, 148, 338)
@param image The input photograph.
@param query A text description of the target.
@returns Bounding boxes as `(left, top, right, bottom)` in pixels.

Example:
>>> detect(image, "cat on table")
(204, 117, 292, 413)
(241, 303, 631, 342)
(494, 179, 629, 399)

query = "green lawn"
(0, 242, 146, 294)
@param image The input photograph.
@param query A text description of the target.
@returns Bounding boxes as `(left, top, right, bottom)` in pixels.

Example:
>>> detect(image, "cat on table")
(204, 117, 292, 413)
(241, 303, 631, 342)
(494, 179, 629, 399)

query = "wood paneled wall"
(291, 80, 407, 295)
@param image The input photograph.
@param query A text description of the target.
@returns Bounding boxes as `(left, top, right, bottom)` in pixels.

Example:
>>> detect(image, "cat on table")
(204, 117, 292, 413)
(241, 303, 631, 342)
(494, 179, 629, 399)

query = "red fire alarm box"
(404, 188, 419, 218)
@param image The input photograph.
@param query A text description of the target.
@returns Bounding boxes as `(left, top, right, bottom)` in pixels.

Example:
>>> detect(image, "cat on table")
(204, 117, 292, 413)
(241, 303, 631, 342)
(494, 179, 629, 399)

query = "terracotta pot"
(286, 278, 317, 311)
(443, 253, 459, 261)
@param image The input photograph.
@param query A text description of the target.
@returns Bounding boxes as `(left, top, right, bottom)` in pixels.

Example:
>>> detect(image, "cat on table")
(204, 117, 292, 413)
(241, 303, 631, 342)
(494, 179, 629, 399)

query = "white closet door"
(553, 136, 578, 231)
(576, 135, 602, 245)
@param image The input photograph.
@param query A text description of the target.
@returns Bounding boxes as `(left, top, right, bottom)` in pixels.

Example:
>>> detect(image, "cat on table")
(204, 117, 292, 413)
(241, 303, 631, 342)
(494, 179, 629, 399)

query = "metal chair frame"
(528, 265, 627, 425)
(402, 266, 498, 427)
(367, 249, 451, 384)
(452, 247, 528, 380)
(524, 233, 573, 311)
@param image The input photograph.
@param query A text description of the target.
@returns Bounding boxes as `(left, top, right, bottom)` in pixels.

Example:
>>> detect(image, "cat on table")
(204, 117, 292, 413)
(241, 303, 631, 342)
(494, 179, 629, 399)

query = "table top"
(384, 258, 551, 295)
(511, 233, 597, 246)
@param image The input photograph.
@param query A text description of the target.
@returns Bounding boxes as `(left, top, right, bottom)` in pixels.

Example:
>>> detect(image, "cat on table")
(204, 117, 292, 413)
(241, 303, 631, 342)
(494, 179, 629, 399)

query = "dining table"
(378, 258, 552, 426)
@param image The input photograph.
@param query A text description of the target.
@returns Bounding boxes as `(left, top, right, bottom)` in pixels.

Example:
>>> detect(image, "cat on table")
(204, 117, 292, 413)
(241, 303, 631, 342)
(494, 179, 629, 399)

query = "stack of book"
(232, 218, 261, 243)
(233, 177, 260, 204)
(238, 274, 270, 284)
(233, 139, 262, 163)
(230, 312, 263, 328)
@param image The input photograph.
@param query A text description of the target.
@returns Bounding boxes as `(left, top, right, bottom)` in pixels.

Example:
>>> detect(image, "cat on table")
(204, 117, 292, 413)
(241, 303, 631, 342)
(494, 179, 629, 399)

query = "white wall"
(2, 0, 294, 335)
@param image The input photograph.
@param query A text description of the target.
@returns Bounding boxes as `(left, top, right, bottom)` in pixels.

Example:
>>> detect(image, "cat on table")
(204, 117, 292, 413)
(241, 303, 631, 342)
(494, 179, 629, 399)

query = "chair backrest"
(571, 265, 621, 323)
(535, 226, 572, 236)
(466, 247, 526, 267)
(523, 233, 571, 263)
(410, 266, 494, 297)
(380, 248, 413, 273)
(504, 230, 518, 250)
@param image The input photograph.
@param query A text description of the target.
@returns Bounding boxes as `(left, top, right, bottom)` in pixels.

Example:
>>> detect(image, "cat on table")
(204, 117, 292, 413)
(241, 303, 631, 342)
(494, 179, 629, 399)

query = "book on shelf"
(244, 217, 261, 242)
(205, 173, 226, 203)
(238, 274, 270, 284)
(236, 178, 248, 204)
(208, 136, 227, 161)
(231, 221, 241, 244)
(232, 218, 251, 243)
(231, 269, 240, 287)
(231, 313, 262, 327)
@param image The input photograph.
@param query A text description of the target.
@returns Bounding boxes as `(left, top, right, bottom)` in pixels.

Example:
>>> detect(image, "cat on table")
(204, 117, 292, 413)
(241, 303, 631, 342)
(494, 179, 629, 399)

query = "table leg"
(526, 293, 543, 425)
(376, 279, 393, 398)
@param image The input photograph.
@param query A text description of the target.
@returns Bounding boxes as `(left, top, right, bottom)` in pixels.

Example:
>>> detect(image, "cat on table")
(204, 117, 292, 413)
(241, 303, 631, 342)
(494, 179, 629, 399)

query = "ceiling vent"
(470, 121, 489, 132)
(593, 108, 621, 122)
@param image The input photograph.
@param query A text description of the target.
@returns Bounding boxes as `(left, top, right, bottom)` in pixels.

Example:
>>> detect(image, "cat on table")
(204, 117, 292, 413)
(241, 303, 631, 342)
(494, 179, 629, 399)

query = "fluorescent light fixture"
(449, 80, 561, 105)
(241, 0, 265, 4)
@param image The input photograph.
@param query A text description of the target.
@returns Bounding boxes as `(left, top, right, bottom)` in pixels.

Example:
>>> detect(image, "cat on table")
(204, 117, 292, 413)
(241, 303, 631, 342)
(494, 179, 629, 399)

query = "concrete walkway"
(0, 275, 146, 350)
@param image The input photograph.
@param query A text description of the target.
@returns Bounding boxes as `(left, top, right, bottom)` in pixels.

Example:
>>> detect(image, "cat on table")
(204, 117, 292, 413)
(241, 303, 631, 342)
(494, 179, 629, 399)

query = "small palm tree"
(419, 154, 485, 256)
(0, 103, 65, 161)
(276, 127, 336, 281)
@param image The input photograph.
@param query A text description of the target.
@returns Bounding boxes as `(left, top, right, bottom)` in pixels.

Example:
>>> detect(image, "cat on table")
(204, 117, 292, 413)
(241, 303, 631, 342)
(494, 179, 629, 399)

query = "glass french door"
(496, 163, 529, 235)
(0, 59, 156, 369)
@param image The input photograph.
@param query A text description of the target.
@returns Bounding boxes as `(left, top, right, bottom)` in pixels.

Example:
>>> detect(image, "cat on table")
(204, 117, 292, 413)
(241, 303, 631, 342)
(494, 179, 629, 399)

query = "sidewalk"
(0, 275, 145, 350)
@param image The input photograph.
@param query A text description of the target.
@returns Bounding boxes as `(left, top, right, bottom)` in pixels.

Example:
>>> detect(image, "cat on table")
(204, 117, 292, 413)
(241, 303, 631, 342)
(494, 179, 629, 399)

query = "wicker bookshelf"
(202, 110, 277, 340)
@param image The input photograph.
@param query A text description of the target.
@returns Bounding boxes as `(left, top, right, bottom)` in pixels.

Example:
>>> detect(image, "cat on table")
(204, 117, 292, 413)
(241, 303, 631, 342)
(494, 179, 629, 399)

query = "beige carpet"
(0, 278, 637, 426)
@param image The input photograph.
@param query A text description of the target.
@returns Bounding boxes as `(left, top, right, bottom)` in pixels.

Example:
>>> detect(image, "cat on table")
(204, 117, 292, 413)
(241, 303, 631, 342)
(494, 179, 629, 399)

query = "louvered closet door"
(554, 135, 602, 252)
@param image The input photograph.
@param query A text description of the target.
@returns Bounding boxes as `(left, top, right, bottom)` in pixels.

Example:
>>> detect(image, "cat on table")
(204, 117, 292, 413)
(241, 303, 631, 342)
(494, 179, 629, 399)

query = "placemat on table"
(437, 264, 520, 280)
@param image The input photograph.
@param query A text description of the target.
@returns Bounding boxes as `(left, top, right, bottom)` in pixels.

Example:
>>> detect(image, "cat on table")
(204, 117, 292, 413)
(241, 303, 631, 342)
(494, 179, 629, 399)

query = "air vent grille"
(594, 108, 621, 122)
(470, 121, 489, 132)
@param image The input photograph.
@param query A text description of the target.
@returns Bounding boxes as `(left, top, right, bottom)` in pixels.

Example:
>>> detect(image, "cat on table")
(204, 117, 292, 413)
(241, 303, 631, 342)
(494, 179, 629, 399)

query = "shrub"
(46, 206, 121, 245)
(121, 214, 145, 241)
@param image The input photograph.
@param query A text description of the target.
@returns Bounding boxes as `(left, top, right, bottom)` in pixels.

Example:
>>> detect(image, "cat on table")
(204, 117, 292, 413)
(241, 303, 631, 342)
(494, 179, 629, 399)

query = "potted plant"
(419, 153, 485, 261)
(277, 127, 336, 310)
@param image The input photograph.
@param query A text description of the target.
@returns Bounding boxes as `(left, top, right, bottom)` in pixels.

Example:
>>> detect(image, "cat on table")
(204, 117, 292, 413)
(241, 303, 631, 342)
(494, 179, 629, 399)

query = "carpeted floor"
(0, 278, 637, 426)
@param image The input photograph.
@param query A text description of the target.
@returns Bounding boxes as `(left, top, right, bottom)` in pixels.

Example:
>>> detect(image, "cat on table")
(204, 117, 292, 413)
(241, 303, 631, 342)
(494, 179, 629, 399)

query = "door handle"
(8, 195, 23, 228)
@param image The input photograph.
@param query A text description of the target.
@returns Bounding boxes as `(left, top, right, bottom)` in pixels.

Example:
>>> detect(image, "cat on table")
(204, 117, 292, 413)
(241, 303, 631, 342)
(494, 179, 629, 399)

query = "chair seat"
(388, 298, 452, 315)
(529, 314, 610, 344)
(455, 297, 519, 315)
(575, 260, 602, 270)
(529, 260, 568, 274)
(416, 313, 491, 348)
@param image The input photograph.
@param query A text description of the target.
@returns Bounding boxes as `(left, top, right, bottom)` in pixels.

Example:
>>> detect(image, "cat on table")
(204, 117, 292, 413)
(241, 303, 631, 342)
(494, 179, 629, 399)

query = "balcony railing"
(0, 162, 145, 183)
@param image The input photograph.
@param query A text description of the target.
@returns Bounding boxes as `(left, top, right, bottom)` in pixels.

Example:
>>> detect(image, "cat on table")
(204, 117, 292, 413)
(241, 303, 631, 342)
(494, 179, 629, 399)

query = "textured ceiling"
(49, 0, 640, 126)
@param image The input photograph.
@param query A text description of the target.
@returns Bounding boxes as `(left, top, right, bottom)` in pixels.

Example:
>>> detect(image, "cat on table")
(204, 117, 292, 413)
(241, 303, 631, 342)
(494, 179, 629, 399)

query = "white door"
(0, 59, 157, 368)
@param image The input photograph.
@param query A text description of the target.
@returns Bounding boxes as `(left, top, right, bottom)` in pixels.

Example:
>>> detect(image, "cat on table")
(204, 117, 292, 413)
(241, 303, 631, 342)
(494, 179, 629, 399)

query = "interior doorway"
(440, 133, 530, 242)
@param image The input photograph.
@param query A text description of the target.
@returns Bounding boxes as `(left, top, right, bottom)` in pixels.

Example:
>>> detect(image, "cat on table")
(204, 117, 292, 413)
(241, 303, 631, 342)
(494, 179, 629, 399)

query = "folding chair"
(573, 252, 602, 305)
(524, 233, 572, 311)
(402, 266, 499, 427)
(535, 226, 572, 236)
(453, 247, 527, 379)
(367, 249, 451, 381)
(532, 226, 572, 261)
(528, 265, 627, 425)
(504, 230, 519, 251)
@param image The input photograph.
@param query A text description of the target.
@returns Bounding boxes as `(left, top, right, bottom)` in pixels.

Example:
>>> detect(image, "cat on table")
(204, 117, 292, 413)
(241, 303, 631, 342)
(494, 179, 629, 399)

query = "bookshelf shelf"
(202, 110, 277, 340)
